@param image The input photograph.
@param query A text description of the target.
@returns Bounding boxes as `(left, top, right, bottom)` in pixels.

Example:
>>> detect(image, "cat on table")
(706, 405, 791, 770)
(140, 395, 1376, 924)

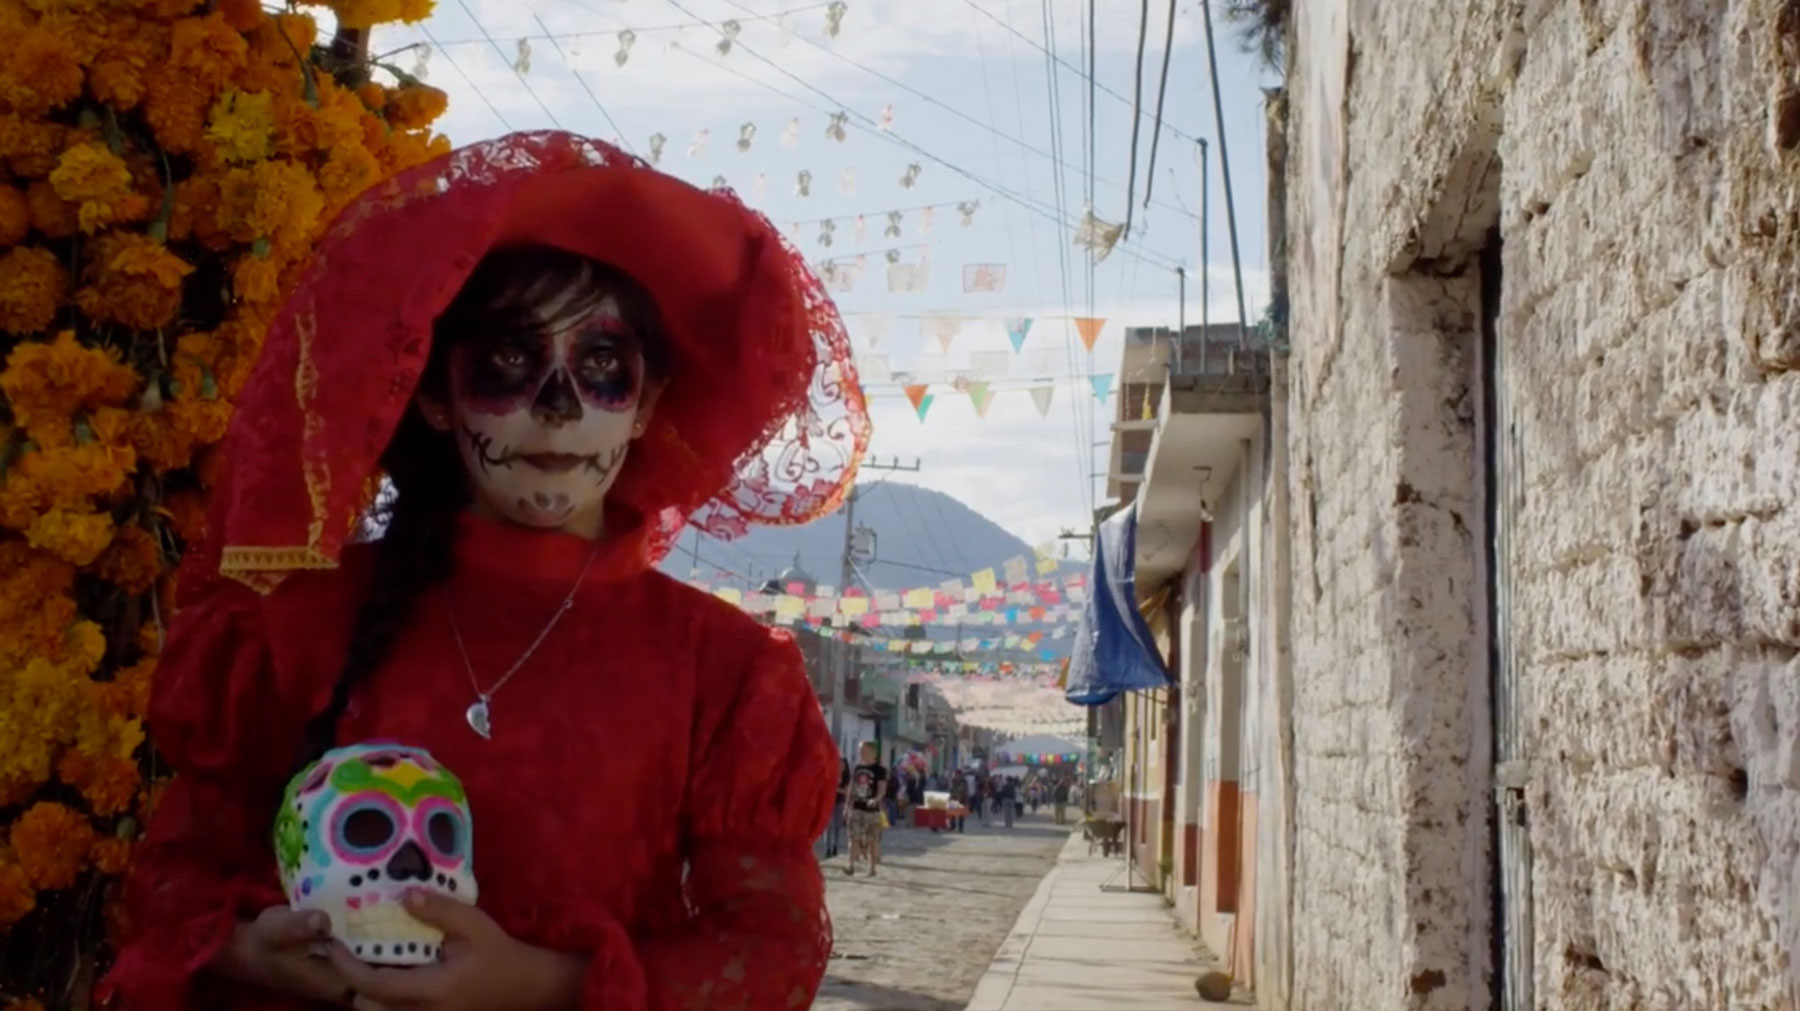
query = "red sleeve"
(575, 629, 838, 1011)
(100, 580, 304, 1010)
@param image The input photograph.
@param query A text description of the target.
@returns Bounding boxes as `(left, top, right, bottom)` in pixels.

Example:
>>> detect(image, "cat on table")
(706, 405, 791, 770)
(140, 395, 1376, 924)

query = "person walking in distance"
(846, 742, 889, 876)
(1053, 776, 1072, 825)
(998, 776, 1017, 830)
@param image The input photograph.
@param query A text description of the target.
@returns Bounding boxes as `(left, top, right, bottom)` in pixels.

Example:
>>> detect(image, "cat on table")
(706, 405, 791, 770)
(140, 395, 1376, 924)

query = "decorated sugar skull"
(274, 741, 477, 965)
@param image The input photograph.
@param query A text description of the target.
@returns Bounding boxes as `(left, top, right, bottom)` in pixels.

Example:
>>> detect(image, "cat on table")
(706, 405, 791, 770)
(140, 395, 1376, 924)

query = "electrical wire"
(453, 0, 564, 128)
(418, 23, 513, 131)
(648, 14, 1190, 273)
(957, 0, 1203, 146)
(1122, 0, 1149, 239)
(1140, 0, 1179, 211)
(710, 0, 1199, 223)
(533, 12, 630, 152)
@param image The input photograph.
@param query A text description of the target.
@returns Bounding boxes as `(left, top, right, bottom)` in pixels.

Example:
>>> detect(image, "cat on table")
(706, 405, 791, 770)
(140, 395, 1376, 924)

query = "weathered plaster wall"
(1282, 0, 1800, 1008)
(1502, 0, 1800, 1005)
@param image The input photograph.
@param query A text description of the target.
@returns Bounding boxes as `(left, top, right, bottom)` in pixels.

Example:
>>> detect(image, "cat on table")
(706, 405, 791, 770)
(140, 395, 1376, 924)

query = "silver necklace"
(446, 548, 599, 740)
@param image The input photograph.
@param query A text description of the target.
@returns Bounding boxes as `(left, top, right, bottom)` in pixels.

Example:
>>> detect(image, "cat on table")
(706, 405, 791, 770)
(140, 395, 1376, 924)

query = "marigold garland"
(0, 0, 448, 1002)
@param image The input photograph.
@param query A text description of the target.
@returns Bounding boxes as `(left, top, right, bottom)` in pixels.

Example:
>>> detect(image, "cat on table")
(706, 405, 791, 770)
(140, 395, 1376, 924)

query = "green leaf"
(252, 236, 272, 259)
(73, 416, 95, 445)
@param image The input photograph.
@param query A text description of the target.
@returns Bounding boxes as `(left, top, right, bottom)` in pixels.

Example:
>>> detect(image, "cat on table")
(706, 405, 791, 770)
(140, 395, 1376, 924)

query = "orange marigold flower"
(127, 410, 193, 474)
(161, 488, 207, 543)
(232, 251, 280, 305)
(0, 246, 67, 337)
(216, 158, 323, 246)
(169, 172, 229, 248)
(49, 142, 148, 234)
(328, 0, 402, 30)
(317, 142, 382, 206)
(168, 395, 231, 447)
(0, 332, 142, 433)
(143, 74, 209, 155)
(93, 521, 161, 594)
(386, 84, 448, 131)
(205, 88, 276, 164)
(10, 801, 95, 890)
(90, 835, 134, 875)
(218, 0, 262, 30)
(0, 859, 33, 929)
(24, 508, 115, 566)
(0, 185, 28, 246)
(89, 28, 170, 112)
(356, 82, 387, 110)
(112, 657, 157, 718)
(129, 0, 203, 20)
(0, 26, 83, 114)
(76, 232, 193, 331)
(61, 619, 106, 675)
(62, 752, 141, 817)
(169, 12, 248, 91)
(24, 179, 77, 238)
(397, 0, 434, 21)
(0, 113, 64, 178)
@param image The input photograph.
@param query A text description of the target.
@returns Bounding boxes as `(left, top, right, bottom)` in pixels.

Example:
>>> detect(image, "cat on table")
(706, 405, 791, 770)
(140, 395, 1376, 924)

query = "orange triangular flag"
(903, 384, 930, 411)
(1072, 317, 1105, 350)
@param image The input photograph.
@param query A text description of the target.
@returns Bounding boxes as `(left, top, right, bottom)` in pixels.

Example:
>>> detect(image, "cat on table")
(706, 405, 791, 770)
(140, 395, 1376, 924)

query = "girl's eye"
(491, 347, 530, 370)
(583, 351, 621, 374)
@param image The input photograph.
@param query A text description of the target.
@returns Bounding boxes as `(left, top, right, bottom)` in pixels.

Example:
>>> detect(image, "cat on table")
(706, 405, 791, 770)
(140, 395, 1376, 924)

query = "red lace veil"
(200, 130, 869, 593)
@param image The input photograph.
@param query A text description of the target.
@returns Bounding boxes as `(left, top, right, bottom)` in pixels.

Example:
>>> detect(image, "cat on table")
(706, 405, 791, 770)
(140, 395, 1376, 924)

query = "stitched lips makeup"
(449, 303, 644, 528)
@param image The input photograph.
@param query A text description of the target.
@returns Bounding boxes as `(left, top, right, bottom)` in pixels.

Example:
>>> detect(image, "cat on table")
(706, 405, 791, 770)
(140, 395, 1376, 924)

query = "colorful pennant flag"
(1029, 384, 1055, 417)
(1073, 317, 1106, 350)
(1090, 373, 1114, 401)
(967, 382, 995, 417)
(1005, 317, 1034, 352)
(904, 384, 934, 421)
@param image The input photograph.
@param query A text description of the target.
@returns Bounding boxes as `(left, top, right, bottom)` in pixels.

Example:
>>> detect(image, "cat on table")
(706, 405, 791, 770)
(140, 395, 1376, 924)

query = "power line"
(453, 0, 564, 129)
(534, 13, 630, 152)
(653, 0, 1189, 274)
(957, 0, 1204, 146)
(711, 0, 1199, 224)
(418, 23, 513, 131)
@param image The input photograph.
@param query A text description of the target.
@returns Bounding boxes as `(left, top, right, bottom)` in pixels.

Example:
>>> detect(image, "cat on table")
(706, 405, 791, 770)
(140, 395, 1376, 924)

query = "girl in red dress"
(101, 131, 869, 1011)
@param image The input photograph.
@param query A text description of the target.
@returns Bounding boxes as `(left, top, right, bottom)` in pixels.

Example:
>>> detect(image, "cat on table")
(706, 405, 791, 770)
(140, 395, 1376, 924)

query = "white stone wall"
(1281, 0, 1800, 1008)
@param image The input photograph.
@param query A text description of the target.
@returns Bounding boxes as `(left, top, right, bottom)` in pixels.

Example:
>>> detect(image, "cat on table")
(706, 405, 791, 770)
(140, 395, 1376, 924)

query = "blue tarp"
(1064, 502, 1172, 706)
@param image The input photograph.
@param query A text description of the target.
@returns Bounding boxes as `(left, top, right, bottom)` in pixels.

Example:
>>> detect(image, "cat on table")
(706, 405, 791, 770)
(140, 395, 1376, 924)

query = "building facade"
(1268, 1, 1800, 1008)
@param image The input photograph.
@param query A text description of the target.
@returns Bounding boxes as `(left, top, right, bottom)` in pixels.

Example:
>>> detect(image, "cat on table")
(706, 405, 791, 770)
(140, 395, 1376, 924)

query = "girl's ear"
(630, 379, 666, 439)
(416, 391, 453, 432)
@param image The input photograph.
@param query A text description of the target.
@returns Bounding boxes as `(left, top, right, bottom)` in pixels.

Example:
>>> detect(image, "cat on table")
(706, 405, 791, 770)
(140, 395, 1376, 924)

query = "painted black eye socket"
(426, 811, 462, 857)
(343, 808, 397, 849)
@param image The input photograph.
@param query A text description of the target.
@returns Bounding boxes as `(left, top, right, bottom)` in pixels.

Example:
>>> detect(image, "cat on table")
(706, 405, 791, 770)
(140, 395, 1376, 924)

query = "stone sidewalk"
(964, 833, 1253, 1010)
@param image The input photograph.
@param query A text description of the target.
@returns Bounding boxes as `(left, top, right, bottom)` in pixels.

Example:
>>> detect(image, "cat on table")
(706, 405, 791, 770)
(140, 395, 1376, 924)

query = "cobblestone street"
(816, 813, 1071, 1011)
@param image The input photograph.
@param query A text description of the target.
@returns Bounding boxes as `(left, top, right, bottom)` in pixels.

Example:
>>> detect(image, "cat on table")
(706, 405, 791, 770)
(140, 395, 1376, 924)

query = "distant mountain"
(660, 481, 1083, 592)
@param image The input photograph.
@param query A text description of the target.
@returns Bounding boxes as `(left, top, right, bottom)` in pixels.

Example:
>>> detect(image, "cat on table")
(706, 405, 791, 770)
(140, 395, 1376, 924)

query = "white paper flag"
(1029, 384, 1055, 417)
(862, 311, 893, 345)
(921, 313, 963, 352)
(854, 352, 891, 381)
(886, 257, 930, 294)
(962, 263, 1006, 293)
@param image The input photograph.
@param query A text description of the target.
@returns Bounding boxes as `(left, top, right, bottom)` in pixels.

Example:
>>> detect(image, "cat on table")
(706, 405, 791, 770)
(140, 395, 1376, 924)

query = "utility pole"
(829, 456, 922, 758)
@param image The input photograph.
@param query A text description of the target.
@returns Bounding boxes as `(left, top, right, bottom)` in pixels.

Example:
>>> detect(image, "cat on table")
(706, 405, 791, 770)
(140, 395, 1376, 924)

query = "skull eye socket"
(426, 810, 463, 858)
(341, 806, 397, 850)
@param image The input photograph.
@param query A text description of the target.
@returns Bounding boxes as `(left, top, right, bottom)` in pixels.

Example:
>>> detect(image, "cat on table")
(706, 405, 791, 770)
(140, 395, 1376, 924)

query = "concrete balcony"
(1134, 342, 1271, 586)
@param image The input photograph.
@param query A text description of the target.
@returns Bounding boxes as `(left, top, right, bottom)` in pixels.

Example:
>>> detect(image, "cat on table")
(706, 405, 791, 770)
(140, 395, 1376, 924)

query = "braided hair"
(292, 245, 671, 768)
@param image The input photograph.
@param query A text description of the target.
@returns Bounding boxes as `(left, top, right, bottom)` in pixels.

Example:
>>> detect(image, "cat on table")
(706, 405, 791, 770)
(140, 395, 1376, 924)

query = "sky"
(378, 0, 1277, 550)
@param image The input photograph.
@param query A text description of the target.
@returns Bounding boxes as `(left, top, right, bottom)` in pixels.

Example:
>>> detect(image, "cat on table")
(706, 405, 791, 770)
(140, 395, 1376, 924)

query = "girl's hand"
(326, 891, 586, 1011)
(212, 907, 373, 1007)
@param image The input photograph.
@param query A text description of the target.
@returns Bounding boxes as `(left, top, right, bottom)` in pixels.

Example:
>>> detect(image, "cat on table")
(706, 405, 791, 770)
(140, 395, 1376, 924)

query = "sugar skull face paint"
(447, 296, 648, 530)
(274, 742, 477, 966)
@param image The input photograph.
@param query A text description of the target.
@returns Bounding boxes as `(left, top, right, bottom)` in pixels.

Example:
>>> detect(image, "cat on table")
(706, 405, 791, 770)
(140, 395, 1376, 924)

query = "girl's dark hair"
(293, 245, 671, 767)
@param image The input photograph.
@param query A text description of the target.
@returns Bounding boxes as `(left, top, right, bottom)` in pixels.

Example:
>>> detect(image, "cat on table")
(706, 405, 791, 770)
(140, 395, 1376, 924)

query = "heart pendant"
(465, 700, 492, 740)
